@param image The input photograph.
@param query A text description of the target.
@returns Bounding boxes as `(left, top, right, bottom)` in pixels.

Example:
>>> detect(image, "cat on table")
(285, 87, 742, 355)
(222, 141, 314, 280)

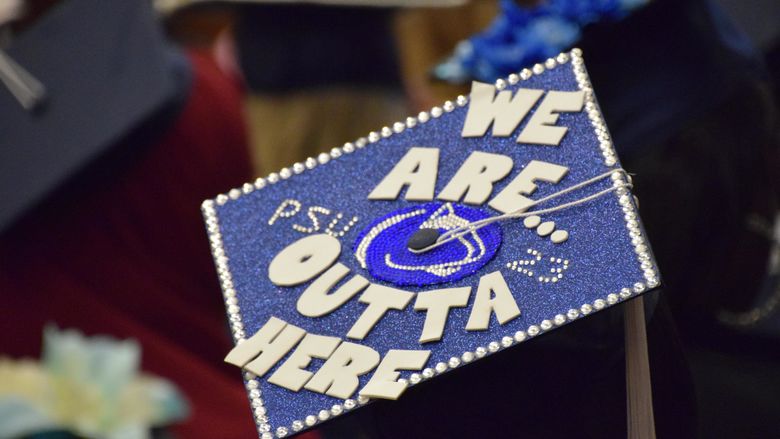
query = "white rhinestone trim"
(202, 49, 660, 437)
(569, 48, 660, 289)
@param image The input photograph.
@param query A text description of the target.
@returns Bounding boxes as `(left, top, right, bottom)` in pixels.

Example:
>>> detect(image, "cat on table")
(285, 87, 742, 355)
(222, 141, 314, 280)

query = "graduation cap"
(0, 0, 189, 231)
(202, 49, 660, 438)
(154, 0, 467, 16)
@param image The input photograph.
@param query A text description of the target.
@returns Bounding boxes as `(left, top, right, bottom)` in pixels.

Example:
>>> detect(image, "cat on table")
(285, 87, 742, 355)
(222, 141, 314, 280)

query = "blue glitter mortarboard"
(203, 49, 660, 438)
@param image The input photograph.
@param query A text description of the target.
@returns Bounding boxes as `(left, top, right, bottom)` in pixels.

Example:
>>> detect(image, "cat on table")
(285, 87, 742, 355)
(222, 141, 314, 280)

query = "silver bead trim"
(202, 49, 659, 437)
(202, 201, 273, 435)
(569, 48, 660, 294)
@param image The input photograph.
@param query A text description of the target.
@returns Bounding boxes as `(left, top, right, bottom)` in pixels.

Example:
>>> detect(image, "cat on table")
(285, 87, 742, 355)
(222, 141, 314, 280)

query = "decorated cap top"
(203, 49, 659, 438)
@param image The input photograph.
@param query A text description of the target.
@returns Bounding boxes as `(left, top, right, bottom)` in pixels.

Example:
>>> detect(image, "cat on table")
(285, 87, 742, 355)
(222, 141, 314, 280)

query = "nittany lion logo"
(354, 202, 502, 286)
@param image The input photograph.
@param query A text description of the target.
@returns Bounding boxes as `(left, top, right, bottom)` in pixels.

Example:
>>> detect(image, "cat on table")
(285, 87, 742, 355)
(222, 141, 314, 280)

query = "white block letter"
(360, 350, 431, 400)
(414, 287, 471, 343)
(517, 90, 585, 145)
(462, 81, 544, 138)
(297, 263, 370, 317)
(304, 342, 381, 399)
(347, 284, 415, 340)
(437, 151, 514, 205)
(268, 234, 341, 287)
(466, 271, 521, 330)
(488, 160, 568, 214)
(224, 316, 306, 377)
(268, 333, 341, 392)
(368, 147, 439, 201)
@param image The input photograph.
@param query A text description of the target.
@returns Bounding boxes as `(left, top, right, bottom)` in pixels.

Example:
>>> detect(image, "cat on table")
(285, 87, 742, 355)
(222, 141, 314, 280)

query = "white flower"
(0, 326, 188, 439)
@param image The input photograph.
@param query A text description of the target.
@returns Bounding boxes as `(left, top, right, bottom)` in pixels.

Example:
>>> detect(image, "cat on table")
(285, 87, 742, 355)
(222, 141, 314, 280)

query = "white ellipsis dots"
(536, 221, 556, 236)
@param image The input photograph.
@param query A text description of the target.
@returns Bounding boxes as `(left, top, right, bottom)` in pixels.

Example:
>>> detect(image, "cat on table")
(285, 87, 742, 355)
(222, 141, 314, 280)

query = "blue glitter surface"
(207, 57, 659, 434)
(354, 202, 502, 286)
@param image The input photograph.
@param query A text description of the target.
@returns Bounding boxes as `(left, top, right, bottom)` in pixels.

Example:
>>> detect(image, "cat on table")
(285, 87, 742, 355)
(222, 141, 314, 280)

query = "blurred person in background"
(222, 0, 466, 178)
(234, 3, 406, 177)
(0, 0, 259, 437)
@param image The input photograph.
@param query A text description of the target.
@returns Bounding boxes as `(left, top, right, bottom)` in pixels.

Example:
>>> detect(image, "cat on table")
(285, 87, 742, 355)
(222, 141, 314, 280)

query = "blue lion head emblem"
(354, 202, 502, 286)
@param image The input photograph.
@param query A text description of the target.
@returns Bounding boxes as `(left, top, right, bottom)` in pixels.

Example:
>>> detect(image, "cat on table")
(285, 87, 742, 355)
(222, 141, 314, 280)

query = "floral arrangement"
(0, 326, 188, 439)
(433, 0, 648, 83)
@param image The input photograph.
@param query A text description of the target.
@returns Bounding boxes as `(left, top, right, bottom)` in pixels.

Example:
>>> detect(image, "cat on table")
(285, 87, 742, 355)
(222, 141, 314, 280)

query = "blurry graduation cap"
(0, 0, 190, 231)
(203, 49, 660, 438)
(154, 0, 466, 15)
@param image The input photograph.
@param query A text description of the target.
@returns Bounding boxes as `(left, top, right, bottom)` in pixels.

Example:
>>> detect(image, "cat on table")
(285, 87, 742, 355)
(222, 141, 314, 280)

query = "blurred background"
(0, 0, 778, 437)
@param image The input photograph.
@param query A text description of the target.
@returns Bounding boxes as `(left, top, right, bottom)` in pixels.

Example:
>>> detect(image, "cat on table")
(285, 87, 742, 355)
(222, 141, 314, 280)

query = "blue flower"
(433, 0, 648, 83)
